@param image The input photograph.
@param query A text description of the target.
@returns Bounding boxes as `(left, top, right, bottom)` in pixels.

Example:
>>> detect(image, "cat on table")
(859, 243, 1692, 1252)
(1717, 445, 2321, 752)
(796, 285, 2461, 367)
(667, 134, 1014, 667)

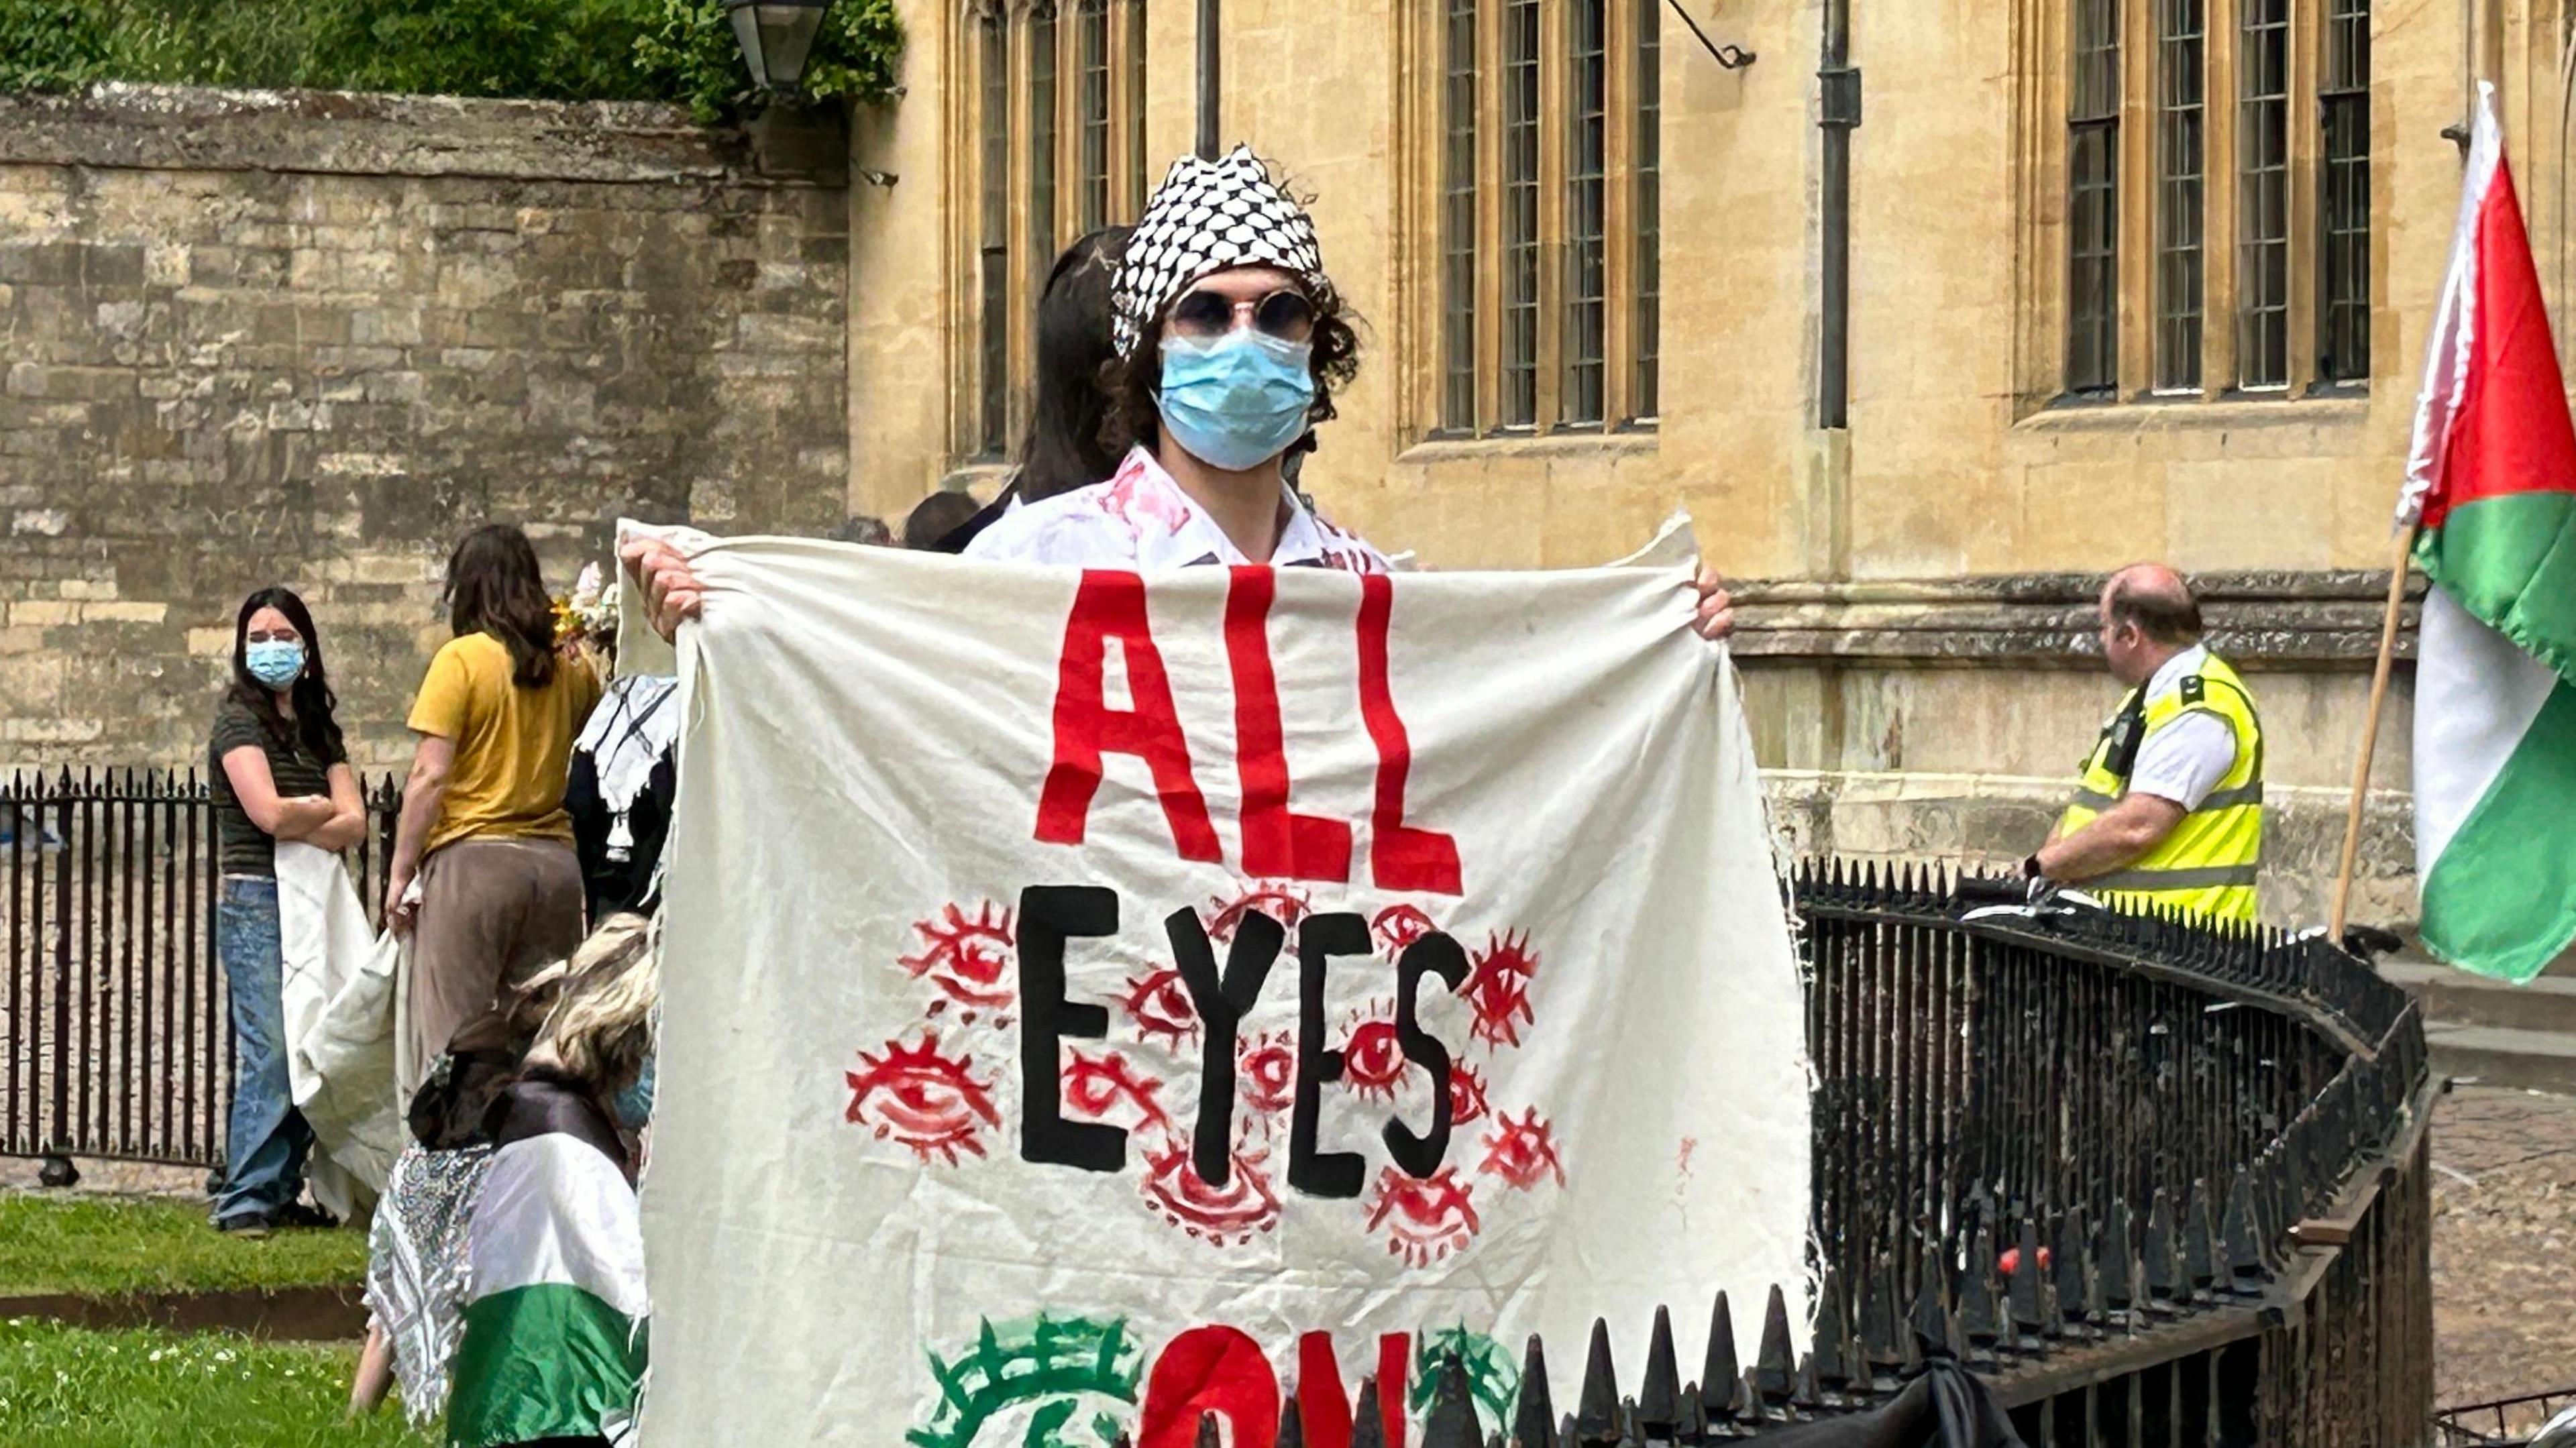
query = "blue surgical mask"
(1156, 330, 1317, 472)
(614, 1053, 655, 1130)
(245, 641, 305, 689)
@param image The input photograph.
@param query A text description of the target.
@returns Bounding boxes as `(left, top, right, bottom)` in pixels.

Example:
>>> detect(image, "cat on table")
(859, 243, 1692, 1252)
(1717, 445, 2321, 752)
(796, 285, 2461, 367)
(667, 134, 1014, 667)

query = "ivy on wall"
(0, 0, 900, 121)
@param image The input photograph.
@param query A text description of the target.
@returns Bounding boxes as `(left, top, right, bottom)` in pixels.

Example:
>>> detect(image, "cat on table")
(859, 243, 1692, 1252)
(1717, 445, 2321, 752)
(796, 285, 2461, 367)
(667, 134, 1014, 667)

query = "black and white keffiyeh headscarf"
(1110, 146, 1332, 358)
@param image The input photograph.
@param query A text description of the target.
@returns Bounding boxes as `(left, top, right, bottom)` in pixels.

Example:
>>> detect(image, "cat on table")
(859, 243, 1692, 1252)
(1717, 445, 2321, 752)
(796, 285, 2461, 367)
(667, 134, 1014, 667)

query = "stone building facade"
(836, 0, 2576, 929)
(0, 86, 849, 769)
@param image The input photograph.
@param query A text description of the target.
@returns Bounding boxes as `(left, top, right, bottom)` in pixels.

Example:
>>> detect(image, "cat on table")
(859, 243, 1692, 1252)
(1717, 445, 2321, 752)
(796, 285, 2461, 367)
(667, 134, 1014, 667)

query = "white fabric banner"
(637, 531, 1811, 1447)
(274, 841, 400, 1218)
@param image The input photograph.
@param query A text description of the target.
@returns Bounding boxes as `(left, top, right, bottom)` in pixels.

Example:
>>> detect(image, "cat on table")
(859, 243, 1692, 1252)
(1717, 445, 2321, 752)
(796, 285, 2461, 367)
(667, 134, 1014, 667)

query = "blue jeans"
(215, 876, 312, 1223)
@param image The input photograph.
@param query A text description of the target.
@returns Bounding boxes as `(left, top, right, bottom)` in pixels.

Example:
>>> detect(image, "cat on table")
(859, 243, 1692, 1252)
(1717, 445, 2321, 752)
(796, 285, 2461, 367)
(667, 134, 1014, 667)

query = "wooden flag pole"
(2328, 525, 2420, 944)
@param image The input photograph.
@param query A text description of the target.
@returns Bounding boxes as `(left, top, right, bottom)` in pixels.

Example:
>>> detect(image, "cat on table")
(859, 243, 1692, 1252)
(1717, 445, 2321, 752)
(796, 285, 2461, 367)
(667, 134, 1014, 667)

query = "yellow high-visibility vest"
(2055, 651, 2265, 924)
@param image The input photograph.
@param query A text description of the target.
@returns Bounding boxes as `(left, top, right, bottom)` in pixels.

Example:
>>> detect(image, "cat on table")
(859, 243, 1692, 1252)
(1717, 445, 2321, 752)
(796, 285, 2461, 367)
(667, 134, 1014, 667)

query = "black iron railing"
(2435, 1388, 2576, 1447)
(0, 768, 400, 1172)
(1377, 865, 2435, 1446)
(0, 776, 2436, 1443)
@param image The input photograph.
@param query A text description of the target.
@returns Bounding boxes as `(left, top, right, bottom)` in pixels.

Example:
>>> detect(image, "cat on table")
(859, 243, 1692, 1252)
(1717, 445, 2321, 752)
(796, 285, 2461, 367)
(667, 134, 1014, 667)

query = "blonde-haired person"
(442, 914, 656, 1448)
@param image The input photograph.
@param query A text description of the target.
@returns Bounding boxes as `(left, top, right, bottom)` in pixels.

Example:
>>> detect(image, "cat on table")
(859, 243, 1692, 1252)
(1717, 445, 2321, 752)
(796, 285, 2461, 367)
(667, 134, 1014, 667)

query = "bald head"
(2102, 564, 2201, 643)
(2098, 563, 2202, 685)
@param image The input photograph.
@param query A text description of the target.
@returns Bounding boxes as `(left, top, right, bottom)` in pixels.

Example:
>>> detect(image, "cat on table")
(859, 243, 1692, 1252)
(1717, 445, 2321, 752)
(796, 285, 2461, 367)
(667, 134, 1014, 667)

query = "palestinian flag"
(445, 1125, 648, 1445)
(2403, 82, 2576, 984)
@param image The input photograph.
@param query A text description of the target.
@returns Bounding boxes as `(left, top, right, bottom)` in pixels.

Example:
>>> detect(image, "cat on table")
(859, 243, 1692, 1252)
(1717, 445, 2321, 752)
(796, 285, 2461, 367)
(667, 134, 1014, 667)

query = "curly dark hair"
(1097, 276, 1362, 463)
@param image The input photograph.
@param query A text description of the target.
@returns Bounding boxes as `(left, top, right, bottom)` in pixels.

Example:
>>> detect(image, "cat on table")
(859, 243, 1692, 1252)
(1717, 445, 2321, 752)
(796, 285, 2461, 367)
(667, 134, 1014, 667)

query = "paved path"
(2433, 1086, 2576, 1410)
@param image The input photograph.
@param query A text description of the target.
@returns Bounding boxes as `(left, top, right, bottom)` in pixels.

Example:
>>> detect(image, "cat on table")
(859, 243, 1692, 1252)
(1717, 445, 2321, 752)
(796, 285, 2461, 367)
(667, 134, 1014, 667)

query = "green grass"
(0, 1194, 368, 1299)
(0, 1317, 424, 1446)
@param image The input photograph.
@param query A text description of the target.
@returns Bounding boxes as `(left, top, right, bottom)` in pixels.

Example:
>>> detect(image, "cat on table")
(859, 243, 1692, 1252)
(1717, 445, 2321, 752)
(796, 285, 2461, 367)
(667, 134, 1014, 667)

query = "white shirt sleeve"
(2126, 710, 2240, 811)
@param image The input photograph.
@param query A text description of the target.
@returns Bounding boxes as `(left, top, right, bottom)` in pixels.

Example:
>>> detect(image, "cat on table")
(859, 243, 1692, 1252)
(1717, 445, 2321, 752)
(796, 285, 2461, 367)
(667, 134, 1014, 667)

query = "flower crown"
(551, 562, 617, 647)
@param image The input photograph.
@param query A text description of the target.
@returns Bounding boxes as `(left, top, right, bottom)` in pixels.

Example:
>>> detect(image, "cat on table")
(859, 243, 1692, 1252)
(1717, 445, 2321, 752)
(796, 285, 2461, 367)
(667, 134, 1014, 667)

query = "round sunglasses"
(1166, 288, 1318, 344)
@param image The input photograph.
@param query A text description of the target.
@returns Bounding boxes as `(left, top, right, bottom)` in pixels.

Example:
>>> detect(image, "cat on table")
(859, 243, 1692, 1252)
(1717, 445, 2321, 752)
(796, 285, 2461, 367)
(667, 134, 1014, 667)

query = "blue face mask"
(613, 1053, 655, 1130)
(1156, 330, 1317, 472)
(245, 640, 305, 690)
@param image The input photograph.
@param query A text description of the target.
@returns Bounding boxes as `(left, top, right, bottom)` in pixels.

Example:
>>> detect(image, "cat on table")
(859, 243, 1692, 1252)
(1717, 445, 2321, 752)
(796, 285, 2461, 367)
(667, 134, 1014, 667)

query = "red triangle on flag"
(2426, 156, 2576, 528)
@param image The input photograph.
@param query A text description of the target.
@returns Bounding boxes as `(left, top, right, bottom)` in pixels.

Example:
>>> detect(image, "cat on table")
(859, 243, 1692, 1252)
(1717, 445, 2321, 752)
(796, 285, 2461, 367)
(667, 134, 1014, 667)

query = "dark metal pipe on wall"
(1817, 0, 1859, 429)
(1196, 0, 1221, 160)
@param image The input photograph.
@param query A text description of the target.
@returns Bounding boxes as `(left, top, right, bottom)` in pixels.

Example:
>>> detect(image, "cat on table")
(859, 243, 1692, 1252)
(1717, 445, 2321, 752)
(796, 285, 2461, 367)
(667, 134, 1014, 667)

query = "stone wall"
(0, 86, 849, 770)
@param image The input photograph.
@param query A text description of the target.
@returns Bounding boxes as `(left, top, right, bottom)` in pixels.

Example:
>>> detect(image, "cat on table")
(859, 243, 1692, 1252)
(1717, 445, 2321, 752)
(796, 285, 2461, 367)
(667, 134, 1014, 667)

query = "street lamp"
(723, 0, 835, 101)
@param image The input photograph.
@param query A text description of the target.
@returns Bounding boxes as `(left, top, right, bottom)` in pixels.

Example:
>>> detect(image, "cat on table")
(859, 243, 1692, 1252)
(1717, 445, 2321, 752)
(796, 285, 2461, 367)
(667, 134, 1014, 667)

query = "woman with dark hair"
(207, 586, 366, 1235)
(924, 225, 1134, 554)
(386, 524, 602, 1089)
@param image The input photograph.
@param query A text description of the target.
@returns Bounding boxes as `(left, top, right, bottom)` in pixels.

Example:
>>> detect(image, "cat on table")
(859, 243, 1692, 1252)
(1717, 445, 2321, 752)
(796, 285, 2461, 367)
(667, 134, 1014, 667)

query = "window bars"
(2155, 0, 2205, 392)
(2318, 0, 2371, 386)
(2236, 0, 2291, 390)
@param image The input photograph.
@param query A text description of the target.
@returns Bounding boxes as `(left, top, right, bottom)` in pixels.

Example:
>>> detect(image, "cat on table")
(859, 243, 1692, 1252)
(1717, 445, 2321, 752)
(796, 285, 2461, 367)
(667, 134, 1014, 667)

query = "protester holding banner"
(623, 151, 1737, 634)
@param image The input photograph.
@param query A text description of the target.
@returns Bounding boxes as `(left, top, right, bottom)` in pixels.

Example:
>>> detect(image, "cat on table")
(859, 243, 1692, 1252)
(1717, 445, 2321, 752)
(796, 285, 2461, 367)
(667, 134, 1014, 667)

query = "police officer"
(2027, 564, 2265, 923)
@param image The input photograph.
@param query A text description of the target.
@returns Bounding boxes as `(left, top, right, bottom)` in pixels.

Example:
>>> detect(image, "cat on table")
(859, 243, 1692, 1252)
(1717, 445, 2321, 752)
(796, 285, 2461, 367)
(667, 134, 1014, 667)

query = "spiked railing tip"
(1703, 1291, 1739, 1417)
(1352, 1377, 1388, 1448)
(1675, 1382, 1705, 1442)
(1515, 1334, 1556, 1448)
(1424, 1355, 1481, 1448)
(1278, 1396, 1306, 1448)
(1792, 1352, 1825, 1410)
(2222, 1169, 2267, 1291)
(1576, 1319, 1620, 1443)
(2145, 1187, 2184, 1307)
(2098, 1201, 2139, 1315)
(1197, 1411, 1223, 1448)
(1810, 1272, 1854, 1386)
(1755, 1284, 1796, 1401)
(1638, 1306, 1680, 1431)
(2052, 1207, 2093, 1327)
(1958, 1223, 2003, 1355)
(2008, 1218, 2047, 1332)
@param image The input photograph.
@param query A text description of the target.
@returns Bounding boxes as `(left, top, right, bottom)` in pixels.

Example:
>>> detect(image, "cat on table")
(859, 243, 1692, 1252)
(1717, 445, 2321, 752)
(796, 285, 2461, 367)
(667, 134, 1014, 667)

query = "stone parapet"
(1732, 570, 2421, 669)
(0, 85, 843, 187)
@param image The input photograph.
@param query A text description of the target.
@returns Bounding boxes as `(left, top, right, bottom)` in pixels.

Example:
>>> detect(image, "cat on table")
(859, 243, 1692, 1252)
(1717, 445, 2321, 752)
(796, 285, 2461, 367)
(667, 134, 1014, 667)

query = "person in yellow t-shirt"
(386, 524, 603, 1079)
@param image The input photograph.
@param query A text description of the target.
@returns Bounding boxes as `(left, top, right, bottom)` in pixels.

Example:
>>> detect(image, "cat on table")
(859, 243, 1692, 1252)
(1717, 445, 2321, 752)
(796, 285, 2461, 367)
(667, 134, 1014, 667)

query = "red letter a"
(1357, 575, 1460, 895)
(1036, 570, 1223, 861)
(1228, 567, 1353, 881)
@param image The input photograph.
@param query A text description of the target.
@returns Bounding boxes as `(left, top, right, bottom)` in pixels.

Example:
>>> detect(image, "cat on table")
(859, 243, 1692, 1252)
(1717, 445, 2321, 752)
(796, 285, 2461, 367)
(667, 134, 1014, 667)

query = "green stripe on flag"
(445, 1282, 647, 1447)
(2420, 489, 2576, 683)
(2420, 678, 2576, 983)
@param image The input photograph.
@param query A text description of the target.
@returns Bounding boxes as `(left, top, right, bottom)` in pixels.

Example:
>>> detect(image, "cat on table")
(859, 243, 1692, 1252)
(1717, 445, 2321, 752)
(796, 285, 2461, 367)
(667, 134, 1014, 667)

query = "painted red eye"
(1142, 1138, 1283, 1245)
(843, 1032, 1002, 1166)
(1116, 966, 1199, 1050)
(1236, 1029, 1297, 1117)
(1061, 1048, 1175, 1134)
(1363, 1165, 1483, 1267)
(1478, 1107, 1566, 1191)
(1338, 1006, 1408, 1102)
(1448, 1061, 1491, 1126)
(1459, 929, 1540, 1050)
(1205, 883, 1312, 944)
(1372, 904, 1437, 954)
(898, 901, 1017, 1019)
